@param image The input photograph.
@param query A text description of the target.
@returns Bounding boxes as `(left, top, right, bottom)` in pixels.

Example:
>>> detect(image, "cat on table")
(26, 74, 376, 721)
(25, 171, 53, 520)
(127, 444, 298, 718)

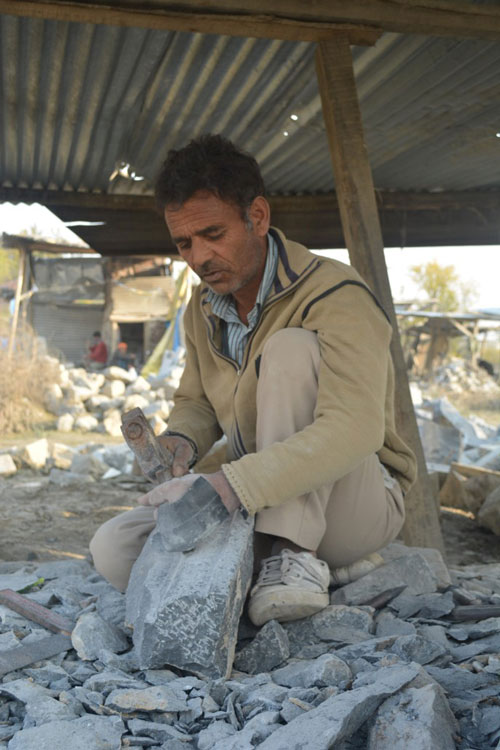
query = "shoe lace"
(255, 549, 328, 590)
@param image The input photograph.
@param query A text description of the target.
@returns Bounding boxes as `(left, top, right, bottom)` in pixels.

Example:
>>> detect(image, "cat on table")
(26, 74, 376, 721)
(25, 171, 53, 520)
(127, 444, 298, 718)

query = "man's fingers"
(171, 442, 193, 476)
(137, 475, 199, 507)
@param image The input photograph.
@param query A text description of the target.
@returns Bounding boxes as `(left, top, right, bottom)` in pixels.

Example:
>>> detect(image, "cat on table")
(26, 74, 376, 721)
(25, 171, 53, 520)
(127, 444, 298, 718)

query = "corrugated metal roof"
(2, 12, 500, 201)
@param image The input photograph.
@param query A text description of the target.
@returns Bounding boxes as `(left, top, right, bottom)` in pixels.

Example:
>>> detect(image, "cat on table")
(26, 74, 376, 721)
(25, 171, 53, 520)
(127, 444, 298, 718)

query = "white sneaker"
(330, 552, 385, 587)
(248, 549, 330, 626)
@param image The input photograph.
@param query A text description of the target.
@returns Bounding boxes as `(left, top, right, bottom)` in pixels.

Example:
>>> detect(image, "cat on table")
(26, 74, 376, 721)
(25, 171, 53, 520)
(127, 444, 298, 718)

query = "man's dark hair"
(154, 134, 266, 213)
(93, 331, 101, 337)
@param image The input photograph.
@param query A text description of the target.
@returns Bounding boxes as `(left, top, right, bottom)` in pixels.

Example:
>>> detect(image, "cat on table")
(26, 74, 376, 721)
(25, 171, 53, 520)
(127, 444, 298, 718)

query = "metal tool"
(121, 407, 172, 484)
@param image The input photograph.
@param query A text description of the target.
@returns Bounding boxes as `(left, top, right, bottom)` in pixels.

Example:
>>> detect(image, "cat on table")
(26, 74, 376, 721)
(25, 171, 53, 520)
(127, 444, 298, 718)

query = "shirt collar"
(206, 233, 278, 324)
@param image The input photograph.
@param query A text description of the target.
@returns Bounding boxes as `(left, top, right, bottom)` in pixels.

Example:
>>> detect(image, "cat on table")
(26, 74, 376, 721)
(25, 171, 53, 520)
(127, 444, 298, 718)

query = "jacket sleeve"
(166, 295, 223, 460)
(222, 283, 393, 515)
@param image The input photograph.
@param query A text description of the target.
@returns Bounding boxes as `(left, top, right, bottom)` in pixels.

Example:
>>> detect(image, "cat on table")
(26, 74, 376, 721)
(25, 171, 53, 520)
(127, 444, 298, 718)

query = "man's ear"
(247, 196, 271, 237)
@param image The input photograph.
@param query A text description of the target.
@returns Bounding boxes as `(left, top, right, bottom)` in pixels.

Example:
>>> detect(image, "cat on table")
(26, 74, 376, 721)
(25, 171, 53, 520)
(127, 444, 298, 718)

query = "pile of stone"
(0, 542, 499, 749)
(44, 350, 185, 438)
(416, 358, 500, 395)
(0, 439, 135, 485)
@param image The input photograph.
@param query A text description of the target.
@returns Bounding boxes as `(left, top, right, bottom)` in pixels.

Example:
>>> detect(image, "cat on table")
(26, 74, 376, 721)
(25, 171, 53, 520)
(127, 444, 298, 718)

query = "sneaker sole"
(248, 588, 329, 626)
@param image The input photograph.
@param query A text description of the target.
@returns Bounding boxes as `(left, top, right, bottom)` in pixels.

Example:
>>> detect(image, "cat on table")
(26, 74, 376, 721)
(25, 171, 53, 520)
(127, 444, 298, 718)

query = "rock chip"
(71, 612, 129, 660)
(271, 653, 351, 689)
(0, 454, 17, 476)
(234, 619, 289, 674)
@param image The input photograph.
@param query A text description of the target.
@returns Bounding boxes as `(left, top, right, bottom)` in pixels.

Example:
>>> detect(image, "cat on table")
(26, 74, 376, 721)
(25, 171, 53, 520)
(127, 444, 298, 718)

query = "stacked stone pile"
(415, 358, 500, 395)
(0, 543, 498, 748)
(0, 439, 136, 486)
(45, 351, 185, 438)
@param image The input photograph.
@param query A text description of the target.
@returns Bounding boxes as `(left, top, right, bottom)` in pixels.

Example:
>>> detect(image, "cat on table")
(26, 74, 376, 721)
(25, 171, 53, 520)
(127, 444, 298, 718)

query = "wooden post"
(316, 36, 444, 552)
(7, 249, 26, 359)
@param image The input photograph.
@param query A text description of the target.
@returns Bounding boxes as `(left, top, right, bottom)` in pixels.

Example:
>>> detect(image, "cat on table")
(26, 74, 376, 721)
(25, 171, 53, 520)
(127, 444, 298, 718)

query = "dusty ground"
(0, 468, 499, 569)
(0, 376, 498, 568)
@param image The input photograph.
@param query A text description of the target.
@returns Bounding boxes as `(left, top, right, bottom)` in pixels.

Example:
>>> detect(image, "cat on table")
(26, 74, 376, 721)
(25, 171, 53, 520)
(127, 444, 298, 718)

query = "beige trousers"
(90, 328, 405, 592)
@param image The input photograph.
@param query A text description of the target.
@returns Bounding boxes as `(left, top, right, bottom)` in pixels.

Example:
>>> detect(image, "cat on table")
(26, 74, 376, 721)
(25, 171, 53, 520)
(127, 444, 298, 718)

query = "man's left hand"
(137, 470, 241, 514)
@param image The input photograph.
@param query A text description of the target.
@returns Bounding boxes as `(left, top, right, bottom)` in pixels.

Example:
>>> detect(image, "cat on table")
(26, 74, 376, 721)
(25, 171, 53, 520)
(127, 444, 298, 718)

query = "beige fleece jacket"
(166, 228, 417, 515)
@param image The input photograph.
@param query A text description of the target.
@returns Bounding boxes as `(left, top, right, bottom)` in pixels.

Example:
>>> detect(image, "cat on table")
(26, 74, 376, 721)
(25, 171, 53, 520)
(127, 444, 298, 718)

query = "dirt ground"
(1, 467, 500, 569)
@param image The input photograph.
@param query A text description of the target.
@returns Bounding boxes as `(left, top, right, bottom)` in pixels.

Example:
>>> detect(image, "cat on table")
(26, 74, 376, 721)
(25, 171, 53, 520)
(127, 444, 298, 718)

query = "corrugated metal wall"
(2, 12, 500, 196)
(32, 302, 105, 363)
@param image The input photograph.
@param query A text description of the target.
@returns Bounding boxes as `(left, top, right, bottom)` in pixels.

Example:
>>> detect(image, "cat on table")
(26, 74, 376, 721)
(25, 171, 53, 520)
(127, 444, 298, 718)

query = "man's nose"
(190, 240, 214, 270)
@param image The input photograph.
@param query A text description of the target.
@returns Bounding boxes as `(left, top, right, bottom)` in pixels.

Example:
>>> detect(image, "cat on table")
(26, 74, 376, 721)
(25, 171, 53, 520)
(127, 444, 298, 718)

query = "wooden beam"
(0, 1, 381, 45)
(74, 0, 500, 41)
(3, 188, 500, 251)
(316, 36, 445, 552)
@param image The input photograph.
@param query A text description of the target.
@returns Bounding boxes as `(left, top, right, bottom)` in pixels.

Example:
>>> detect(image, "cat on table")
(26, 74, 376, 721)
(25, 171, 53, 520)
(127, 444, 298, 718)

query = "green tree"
(410, 260, 462, 312)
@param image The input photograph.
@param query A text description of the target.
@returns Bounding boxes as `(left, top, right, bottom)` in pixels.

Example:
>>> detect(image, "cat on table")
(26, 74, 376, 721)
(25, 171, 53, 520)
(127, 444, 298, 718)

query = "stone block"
(123, 393, 150, 412)
(70, 452, 108, 477)
(367, 683, 458, 750)
(0, 454, 17, 477)
(57, 413, 75, 432)
(103, 411, 123, 437)
(105, 685, 189, 713)
(71, 612, 130, 660)
(50, 442, 76, 470)
(102, 379, 126, 398)
(271, 654, 351, 689)
(43, 383, 64, 414)
(74, 414, 99, 432)
(331, 553, 438, 606)
(20, 439, 50, 470)
(128, 375, 151, 394)
(258, 664, 419, 750)
(478, 485, 500, 536)
(234, 620, 290, 674)
(106, 366, 136, 382)
(126, 510, 254, 679)
(7, 715, 124, 750)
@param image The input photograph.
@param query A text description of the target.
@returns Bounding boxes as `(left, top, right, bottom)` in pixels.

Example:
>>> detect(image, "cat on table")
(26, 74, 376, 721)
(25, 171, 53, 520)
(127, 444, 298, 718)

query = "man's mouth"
(201, 269, 226, 282)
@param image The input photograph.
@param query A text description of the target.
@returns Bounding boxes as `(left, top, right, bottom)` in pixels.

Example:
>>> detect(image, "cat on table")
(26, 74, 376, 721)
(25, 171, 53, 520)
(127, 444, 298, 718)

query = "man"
(84, 331, 108, 370)
(90, 135, 416, 626)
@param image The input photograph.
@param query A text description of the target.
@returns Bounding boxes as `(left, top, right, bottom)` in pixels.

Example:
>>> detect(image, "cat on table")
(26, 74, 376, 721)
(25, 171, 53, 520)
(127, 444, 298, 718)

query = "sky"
(0, 202, 498, 311)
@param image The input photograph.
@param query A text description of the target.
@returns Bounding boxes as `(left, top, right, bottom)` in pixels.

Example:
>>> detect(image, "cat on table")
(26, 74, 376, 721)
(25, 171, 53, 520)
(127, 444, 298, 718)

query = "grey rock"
(417, 624, 450, 650)
(0, 679, 77, 726)
(311, 605, 374, 639)
(82, 670, 146, 694)
(234, 619, 289, 674)
(126, 511, 254, 679)
(449, 632, 500, 661)
(448, 616, 500, 642)
(71, 612, 130, 660)
(127, 718, 192, 743)
(258, 664, 419, 750)
(390, 634, 448, 665)
(367, 683, 458, 750)
(96, 588, 126, 627)
(271, 653, 351, 689)
(197, 720, 235, 749)
(105, 685, 189, 713)
(34, 560, 93, 579)
(414, 591, 456, 619)
(380, 543, 452, 590)
(70, 452, 108, 477)
(8, 715, 124, 750)
(331, 554, 438, 607)
(48, 469, 94, 487)
(376, 611, 417, 637)
(142, 669, 178, 686)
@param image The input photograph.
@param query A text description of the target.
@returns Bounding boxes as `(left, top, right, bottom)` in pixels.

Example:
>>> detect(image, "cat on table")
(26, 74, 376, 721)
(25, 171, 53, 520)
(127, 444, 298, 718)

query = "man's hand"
(157, 434, 194, 477)
(138, 471, 241, 514)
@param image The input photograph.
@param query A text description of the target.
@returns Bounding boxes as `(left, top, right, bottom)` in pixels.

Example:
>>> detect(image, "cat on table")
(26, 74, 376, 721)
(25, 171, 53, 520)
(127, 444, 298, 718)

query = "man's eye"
(207, 233, 223, 241)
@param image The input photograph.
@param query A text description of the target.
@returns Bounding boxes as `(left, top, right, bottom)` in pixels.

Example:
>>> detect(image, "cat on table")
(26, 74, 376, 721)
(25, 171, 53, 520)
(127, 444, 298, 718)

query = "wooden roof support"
(0, 1, 380, 45)
(316, 36, 444, 553)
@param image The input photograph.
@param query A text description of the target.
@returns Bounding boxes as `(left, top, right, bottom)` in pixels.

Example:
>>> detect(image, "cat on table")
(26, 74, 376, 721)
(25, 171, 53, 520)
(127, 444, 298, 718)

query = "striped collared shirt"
(206, 234, 278, 366)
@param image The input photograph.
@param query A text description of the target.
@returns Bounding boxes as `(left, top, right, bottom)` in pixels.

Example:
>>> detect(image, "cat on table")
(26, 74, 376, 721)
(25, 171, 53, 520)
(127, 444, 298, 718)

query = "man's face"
(164, 191, 269, 299)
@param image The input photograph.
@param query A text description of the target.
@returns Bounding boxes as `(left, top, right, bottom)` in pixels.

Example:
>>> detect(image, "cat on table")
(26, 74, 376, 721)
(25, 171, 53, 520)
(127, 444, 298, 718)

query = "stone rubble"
(0, 543, 496, 748)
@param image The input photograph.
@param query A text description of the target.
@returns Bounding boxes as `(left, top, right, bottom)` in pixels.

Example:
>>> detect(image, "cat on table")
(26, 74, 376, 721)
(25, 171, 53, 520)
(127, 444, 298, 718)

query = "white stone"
(123, 394, 150, 412)
(74, 414, 99, 432)
(102, 467, 121, 480)
(50, 442, 76, 470)
(143, 400, 171, 420)
(101, 379, 126, 398)
(149, 414, 168, 436)
(103, 412, 123, 437)
(21, 439, 50, 470)
(43, 383, 64, 414)
(106, 365, 137, 383)
(128, 376, 151, 394)
(86, 394, 112, 411)
(57, 413, 75, 433)
(71, 452, 109, 477)
(0, 454, 17, 476)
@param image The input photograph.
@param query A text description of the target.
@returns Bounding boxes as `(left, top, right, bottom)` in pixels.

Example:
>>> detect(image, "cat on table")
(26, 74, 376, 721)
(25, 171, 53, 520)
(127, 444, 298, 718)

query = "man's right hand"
(157, 434, 194, 477)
